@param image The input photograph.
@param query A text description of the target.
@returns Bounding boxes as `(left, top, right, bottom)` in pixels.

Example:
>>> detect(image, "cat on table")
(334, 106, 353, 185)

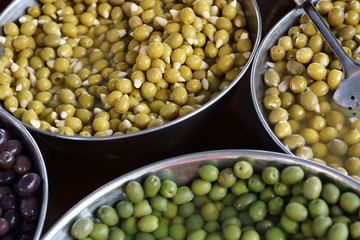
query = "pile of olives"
(0, 0, 252, 137)
(70, 158, 360, 240)
(0, 119, 42, 239)
(262, 0, 360, 179)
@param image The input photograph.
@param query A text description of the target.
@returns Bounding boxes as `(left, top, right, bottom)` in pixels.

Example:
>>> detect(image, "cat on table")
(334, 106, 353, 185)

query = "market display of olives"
(0, 118, 42, 239)
(69, 157, 360, 240)
(261, 0, 360, 179)
(0, 0, 252, 137)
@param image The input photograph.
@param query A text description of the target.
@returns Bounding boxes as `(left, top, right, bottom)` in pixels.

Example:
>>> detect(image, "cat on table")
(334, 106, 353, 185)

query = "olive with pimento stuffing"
(0, 0, 253, 137)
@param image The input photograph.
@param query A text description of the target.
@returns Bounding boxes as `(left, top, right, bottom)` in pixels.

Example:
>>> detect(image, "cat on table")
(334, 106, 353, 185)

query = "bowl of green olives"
(251, 0, 360, 180)
(0, 108, 48, 239)
(0, 0, 262, 170)
(42, 149, 360, 239)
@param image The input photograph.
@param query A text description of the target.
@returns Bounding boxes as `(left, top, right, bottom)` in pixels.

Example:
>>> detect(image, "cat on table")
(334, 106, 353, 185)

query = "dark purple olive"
(0, 195, 16, 211)
(18, 219, 37, 233)
(0, 187, 12, 200)
(0, 236, 11, 240)
(5, 140, 22, 157)
(0, 130, 9, 138)
(0, 131, 8, 152)
(2, 210, 18, 231)
(0, 152, 14, 169)
(0, 123, 43, 239)
(15, 233, 34, 240)
(0, 169, 17, 185)
(16, 173, 41, 197)
(0, 235, 12, 240)
(12, 156, 31, 176)
(0, 218, 9, 236)
(20, 196, 39, 221)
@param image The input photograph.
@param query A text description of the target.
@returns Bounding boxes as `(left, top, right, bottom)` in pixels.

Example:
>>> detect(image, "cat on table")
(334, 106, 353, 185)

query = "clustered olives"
(0, 0, 252, 137)
(0, 119, 42, 239)
(70, 158, 360, 240)
(262, 0, 360, 179)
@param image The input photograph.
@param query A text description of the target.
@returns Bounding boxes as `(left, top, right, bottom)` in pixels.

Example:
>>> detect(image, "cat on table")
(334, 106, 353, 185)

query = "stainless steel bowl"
(0, 0, 262, 171)
(42, 149, 360, 239)
(250, 7, 303, 156)
(0, 109, 48, 240)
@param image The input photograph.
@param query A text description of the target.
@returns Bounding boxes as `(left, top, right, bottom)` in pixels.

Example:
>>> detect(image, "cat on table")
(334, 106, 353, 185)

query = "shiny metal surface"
(250, 8, 301, 156)
(296, 0, 360, 112)
(0, 0, 262, 171)
(42, 149, 360, 239)
(0, 0, 39, 36)
(250, 3, 360, 158)
(293, 0, 306, 5)
(0, 43, 5, 57)
(0, 109, 48, 240)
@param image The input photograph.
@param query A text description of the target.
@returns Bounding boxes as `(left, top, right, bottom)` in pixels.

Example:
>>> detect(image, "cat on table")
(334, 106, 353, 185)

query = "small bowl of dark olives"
(0, 108, 48, 239)
(42, 149, 360, 239)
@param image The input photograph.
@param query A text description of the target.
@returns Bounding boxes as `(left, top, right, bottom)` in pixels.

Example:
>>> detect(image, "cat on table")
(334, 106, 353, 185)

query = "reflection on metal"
(42, 150, 360, 239)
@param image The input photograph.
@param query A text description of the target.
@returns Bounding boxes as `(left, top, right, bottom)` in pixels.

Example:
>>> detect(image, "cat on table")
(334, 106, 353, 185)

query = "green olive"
(0, 0, 253, 138)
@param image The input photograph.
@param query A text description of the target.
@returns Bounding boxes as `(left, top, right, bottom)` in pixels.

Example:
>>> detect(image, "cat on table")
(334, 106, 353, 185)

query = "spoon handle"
(294, 0, 359, 77)
(0, 43, 4, 58)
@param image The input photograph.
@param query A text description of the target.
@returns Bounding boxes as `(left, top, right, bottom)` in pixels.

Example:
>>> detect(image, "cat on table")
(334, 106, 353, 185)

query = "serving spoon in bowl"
(0, 42, 4, 57)
(294, 0, 360, 115)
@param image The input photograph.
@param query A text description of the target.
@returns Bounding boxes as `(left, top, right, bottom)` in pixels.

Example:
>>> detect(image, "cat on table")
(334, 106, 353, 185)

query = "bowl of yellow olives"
(42, 149, 360, 239)
(0, 0, 261, 170)
(251, 0, 360, 180)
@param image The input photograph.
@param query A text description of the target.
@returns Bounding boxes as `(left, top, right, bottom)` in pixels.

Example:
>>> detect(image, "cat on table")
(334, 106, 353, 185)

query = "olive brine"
(0, 0, 251, 136)
(262, 0, 360, 179)
(71, 158, 360, 240)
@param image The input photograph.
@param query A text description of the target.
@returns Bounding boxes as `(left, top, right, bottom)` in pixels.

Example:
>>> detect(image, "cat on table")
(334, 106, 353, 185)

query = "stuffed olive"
(0, 0, 252, 136)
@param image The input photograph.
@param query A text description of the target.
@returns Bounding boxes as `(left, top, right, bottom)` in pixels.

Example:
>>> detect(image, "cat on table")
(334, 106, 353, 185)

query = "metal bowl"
(0, 109, 48, 240)
(42, 149, 360, 239)
(250, 7, 303, 156)
(0, 0, 262, 171)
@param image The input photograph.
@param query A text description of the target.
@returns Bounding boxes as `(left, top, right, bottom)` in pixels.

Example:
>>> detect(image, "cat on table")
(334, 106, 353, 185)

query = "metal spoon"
(0, 42, 4, 57)
(294, 0, 360, 114)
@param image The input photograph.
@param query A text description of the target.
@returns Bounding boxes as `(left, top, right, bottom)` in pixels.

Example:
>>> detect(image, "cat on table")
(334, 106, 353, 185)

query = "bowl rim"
(42, 149, 360, 239)
(0, 0, 263, 141)
(0, 109, 49, 240)
(250, 7, 301, 156)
